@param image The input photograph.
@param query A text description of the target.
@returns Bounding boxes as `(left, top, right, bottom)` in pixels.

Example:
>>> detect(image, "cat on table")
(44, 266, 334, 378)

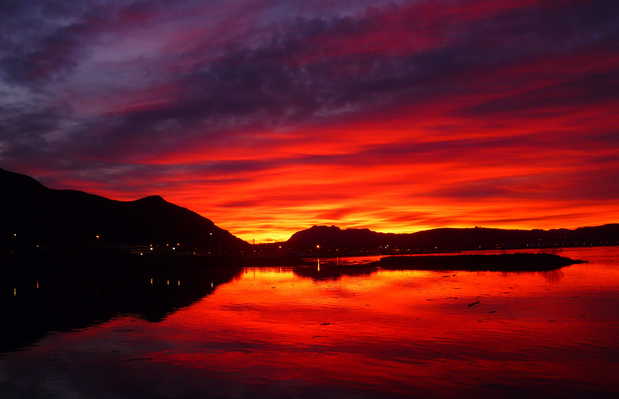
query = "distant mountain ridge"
(0, 168, 249, 254)
(283, 224, 619, 253)
(3, 167, 617, 257)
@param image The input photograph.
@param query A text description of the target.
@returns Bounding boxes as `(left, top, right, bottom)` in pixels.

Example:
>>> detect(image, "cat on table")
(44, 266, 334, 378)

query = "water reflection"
(1, 247, 619, 399)
(293, 261, 568, 283)
(0, 258, 242, 354)
(540, 268, 565, 283)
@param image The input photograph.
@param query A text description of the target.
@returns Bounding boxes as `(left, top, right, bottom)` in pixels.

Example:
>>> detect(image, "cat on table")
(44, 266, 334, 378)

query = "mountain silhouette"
(0, 168, 249, 254)
(284, 224, 619, 253)
(3, 167, 618, 256)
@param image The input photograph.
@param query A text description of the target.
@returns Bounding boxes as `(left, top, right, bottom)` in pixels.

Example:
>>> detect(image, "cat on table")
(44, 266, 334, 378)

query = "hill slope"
(0, 168, 249, 254)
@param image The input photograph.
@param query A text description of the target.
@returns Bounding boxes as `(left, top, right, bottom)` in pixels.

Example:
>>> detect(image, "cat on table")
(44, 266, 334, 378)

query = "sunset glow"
(8, 247, 618, 397)
(1, 0, 618, 242)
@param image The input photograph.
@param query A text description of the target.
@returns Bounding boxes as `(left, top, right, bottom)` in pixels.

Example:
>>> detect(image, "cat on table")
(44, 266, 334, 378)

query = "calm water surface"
(2, 247, 619, 398)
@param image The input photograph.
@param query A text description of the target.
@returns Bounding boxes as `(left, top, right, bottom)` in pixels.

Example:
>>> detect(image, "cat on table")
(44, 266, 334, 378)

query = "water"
(1, 247, 619, 398)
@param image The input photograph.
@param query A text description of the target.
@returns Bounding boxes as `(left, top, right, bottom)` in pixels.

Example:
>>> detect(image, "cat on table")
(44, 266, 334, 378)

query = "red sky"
(1, 0, 618, 242)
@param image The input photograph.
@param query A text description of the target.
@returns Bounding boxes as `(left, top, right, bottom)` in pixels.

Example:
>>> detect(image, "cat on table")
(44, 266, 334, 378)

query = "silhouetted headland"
(0, 168, 249, 258)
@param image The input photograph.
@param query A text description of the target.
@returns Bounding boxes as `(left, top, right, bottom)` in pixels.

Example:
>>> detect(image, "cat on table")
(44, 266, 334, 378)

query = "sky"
(1, 0, 618, 242)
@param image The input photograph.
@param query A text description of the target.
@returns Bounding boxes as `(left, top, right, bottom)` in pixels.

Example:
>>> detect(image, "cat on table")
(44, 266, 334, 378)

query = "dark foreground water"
(1, 247, 619, 398)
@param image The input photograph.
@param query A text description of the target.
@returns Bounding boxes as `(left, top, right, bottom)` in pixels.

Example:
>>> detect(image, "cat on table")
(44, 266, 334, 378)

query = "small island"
(292, 253, 585, 281)
(373, 253, 585, 271)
